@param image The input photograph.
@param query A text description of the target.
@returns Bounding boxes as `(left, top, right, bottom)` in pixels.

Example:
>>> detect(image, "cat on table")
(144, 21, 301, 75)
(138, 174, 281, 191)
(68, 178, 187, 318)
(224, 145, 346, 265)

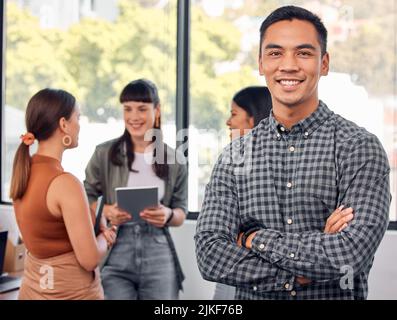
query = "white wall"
(367, 231, 397, 300)
(170, 220, 215, 299)
(1, 205, 396, 299)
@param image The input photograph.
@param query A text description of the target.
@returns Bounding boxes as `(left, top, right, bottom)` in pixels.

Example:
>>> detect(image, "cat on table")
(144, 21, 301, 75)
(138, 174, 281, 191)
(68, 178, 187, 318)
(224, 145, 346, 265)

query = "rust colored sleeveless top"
(14, 154, 75, 259)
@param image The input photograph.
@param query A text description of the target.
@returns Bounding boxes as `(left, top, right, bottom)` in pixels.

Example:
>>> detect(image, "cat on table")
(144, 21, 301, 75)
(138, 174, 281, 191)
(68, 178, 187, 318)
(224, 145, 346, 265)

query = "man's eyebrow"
(296, 44, 317, 50)
(264, 43, 317, 50)
(264, 43, 283, 50)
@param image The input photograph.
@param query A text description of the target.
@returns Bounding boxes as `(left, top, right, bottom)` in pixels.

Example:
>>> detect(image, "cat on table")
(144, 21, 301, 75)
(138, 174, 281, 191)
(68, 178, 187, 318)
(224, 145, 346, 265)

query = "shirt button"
(291, 290, 297, 297)
(276, 134, 281, 140)
(253, 286, 258, 291)
(304, 132, 309, 139)
(280, 126, 286, 132)
(284, 283, 290, 289)
(289, 146, 295, 152)
(290, 253, 295, 258)
(258, 243, 265, 251)
(287, 218, 293, 225)
(287, 182, 293, 188)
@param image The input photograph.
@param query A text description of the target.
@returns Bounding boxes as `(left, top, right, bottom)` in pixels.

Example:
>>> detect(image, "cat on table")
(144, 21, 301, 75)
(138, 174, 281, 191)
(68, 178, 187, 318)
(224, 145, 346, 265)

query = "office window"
(2, 0, 177, 201)
(188, 0, 264, 211)
(2, 0, 397, 225)
(189, 0, 397, 223)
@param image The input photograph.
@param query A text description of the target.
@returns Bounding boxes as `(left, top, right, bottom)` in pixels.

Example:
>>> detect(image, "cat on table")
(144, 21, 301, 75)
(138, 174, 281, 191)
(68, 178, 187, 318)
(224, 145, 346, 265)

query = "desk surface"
(0, 271, 23, 300)
(0, 289, 19, 300)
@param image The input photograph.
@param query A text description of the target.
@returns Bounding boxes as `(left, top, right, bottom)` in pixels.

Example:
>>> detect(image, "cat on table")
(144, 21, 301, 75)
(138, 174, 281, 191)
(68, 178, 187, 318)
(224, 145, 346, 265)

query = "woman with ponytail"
(84, 79, 188, 300)
(10, 88, 116, 300)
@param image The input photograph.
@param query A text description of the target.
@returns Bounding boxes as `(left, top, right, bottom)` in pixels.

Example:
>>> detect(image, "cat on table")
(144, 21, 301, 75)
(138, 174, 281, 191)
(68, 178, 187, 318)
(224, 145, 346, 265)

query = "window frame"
(0, 0, 395, 229)
(1, 0, 5, 208)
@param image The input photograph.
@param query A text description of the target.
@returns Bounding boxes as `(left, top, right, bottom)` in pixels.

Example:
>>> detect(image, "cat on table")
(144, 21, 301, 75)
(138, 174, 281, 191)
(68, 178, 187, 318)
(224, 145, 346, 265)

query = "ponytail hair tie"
(20, 132, 35, 146)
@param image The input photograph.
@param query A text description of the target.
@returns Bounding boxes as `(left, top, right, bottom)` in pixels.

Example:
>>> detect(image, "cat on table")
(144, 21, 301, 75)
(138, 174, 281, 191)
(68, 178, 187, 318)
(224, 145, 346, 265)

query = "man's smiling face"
(259, 19, 329, 110)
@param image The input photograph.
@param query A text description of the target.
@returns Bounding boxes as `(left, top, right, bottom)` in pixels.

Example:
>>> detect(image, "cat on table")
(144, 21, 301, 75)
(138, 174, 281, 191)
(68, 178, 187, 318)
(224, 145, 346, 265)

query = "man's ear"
(321, 52, 330, 76)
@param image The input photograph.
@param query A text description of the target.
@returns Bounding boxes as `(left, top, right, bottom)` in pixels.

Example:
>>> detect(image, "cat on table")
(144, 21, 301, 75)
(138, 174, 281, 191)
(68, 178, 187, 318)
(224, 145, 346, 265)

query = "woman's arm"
(47, 173, 115, 271)
(140, 206, 185, 227)
(165, 207, 185, 227)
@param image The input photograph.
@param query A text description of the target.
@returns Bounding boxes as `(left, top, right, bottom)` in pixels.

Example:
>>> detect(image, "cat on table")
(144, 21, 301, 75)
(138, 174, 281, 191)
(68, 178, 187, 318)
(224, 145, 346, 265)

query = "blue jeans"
(101, 223, 179, 300)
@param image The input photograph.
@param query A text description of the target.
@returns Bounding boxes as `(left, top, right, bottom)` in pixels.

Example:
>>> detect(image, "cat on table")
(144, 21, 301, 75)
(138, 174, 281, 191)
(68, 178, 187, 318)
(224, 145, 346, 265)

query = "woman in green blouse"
(84, 79, 187, 300)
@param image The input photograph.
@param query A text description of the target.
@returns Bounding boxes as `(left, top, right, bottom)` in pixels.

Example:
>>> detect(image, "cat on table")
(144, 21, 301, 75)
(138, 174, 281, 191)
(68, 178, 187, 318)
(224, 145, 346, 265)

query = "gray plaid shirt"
(195, 101, 391, 300)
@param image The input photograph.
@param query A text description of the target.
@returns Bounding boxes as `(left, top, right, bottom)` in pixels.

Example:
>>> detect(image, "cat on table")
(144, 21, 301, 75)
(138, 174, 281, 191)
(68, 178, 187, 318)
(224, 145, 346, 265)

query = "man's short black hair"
(259, 5, 328, 56)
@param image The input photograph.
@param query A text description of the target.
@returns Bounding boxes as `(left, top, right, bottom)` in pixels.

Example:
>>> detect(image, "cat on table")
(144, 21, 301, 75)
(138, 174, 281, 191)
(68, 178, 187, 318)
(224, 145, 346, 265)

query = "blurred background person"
(84, 79, 188, 300)
(226, 86, 273, 140)
(214, 86, 272, 299)
(10, 88, 116, 300)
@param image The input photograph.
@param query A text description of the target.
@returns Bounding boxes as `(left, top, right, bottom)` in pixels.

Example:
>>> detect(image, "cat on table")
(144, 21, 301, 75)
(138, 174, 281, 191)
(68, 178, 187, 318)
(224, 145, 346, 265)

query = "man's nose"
(278, 53, 300, 72)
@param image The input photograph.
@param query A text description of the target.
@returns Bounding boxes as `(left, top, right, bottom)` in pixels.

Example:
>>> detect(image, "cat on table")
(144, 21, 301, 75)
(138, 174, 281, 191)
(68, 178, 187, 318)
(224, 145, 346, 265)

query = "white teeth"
(280, 80, 300, 86)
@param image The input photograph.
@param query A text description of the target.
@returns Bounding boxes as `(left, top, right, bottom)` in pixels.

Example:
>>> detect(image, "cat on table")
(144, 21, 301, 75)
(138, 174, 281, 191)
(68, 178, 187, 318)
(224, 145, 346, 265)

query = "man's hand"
(104, 204, 132, 226)
(324, 205, 354, 234)
(296, 276, 311, 285)
(237, 206, 355, 286)
(237, 233, 243, 246)
(245, 232, 257, 249)
(236, 231, 257, 249)
(298, 205, 354, 285)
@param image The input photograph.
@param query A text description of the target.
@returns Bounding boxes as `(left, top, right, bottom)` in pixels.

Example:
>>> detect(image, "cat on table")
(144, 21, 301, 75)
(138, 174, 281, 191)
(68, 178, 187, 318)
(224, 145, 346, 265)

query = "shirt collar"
(269, 100, 333, 139)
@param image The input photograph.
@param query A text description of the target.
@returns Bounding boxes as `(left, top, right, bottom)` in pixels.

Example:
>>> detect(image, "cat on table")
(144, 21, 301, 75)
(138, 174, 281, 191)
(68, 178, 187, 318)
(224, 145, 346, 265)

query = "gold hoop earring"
(62, 135, 72, 147)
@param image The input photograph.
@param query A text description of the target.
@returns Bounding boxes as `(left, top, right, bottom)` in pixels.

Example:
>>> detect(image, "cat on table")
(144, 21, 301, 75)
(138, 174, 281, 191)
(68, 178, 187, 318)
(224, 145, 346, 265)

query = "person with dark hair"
(215, 86, 272, 299)
(196, 5, 390, 300)
(226, 86, 273, 140)
(84, 79, 187, 300)
(10, 88, 116, 300)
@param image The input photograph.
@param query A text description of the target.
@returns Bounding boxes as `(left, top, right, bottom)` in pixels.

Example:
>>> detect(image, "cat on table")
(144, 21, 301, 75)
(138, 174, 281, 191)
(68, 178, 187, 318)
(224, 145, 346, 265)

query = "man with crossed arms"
(195, 6, 391, 299)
